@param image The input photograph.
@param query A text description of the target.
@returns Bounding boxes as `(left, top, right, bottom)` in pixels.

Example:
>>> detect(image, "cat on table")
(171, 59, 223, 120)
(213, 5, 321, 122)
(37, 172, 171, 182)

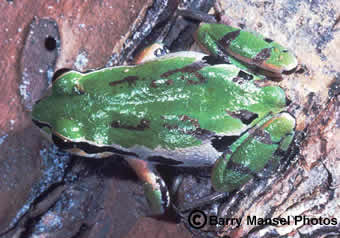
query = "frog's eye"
(52, 68, 73, 82)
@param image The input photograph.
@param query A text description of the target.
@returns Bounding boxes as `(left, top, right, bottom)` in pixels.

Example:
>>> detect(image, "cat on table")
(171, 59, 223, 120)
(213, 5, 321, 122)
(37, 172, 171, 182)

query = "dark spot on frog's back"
(218, 30, 241, 49)
(111, 119, 150, 131)
(232, 70, 254, 84)
(226, 110, 258, 125)
(109, 76, 139, 87)
(160, 61, 207, 77)
(253, 48, 271, 65)
(161, 62, 208, 85)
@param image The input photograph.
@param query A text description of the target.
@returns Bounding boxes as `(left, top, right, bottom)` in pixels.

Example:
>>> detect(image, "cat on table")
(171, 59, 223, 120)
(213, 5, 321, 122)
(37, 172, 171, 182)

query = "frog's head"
(32, 69, 85, 142)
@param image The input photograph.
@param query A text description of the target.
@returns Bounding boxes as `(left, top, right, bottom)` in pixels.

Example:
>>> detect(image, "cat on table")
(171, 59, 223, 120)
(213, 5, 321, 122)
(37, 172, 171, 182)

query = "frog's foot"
(212, 112, 296, 192)
(125, 157, 170, 215)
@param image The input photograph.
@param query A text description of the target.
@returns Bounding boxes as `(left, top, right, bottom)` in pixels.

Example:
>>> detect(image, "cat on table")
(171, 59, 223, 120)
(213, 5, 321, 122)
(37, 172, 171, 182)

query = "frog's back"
(32, 52, 286, 164)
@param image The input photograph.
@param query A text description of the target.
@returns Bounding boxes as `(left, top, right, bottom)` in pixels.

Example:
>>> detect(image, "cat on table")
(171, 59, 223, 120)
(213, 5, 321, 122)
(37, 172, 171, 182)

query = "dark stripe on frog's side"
(109, 76, 139, 87)
(111, 119, 150, 131)
(160, 61, 208, 85)
(252, 48, 272, 65)
(226, 110, 258, 125)
(218, 29, 241, 49)
(51, 133, 137, 157)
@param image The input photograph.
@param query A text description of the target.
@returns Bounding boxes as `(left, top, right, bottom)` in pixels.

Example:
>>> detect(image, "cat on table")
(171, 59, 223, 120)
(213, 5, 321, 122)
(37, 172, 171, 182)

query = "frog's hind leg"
(125, 157, 170, 215)
(211, 112, 296, 192)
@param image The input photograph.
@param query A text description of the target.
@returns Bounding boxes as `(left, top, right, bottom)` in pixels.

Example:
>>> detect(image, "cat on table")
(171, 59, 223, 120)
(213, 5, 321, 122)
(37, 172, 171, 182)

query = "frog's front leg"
(212, 112, 296, 192)
(125, 157, 170, 215)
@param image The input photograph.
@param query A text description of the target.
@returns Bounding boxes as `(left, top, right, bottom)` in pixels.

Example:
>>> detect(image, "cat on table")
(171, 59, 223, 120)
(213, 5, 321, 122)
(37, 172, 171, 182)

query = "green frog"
(32, 22, 297, 214)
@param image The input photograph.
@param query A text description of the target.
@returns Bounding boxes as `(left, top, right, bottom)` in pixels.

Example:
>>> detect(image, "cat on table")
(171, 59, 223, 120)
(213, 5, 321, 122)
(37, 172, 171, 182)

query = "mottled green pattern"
(32, 55, 287, 150)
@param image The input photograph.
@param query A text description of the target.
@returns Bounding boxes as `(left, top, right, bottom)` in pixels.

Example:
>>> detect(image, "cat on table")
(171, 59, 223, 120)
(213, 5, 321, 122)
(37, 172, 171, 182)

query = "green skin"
(32, 23, 297, 214)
